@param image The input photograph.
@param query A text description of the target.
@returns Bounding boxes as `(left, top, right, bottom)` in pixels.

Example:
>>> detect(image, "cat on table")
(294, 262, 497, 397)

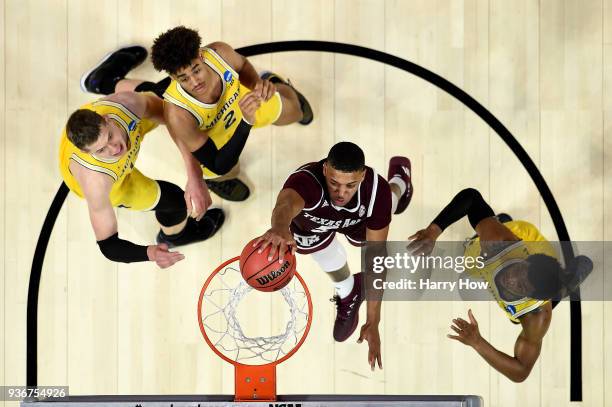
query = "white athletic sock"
(391, 192, 399, 214)
(335, 274, 355, 299)
(389, 176, 407, 195)
(389, 176, 406, 214)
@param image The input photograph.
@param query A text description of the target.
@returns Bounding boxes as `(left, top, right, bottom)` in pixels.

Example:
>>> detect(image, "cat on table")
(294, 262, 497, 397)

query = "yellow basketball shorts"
(108, 167, 161, 211)
(202, 92, 282, 178)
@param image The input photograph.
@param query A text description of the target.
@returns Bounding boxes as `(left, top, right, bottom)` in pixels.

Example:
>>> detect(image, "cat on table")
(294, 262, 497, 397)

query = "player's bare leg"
(261, 72, 314, 125)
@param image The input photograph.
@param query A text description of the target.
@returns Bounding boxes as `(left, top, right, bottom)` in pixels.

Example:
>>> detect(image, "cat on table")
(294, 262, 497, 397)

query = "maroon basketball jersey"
(283, 160, 392, 249)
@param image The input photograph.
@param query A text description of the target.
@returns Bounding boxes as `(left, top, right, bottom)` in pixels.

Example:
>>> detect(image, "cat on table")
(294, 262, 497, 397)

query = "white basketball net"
(201, 263, 310, 365)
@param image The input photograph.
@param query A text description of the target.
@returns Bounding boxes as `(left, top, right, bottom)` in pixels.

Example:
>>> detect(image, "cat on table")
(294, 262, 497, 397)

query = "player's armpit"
(366, 225, 389, 242)
(142, 93, 165, 123)
(475, 217, 520, 243)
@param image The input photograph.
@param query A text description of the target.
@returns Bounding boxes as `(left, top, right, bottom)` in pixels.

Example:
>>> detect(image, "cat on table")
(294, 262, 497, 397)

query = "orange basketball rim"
(198, 256, 313, 402)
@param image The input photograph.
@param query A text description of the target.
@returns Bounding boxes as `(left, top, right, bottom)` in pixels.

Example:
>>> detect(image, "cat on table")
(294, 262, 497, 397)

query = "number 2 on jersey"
(223, 110, 236, 130)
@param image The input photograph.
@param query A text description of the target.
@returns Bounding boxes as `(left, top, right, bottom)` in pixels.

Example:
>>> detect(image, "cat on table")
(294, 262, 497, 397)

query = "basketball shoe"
(331, 272, 364, 342)
(387, 156, 413, 214)
(156, 208, 225, 248)
(205, 178, 250, 201)
(81, 45, 148, 95)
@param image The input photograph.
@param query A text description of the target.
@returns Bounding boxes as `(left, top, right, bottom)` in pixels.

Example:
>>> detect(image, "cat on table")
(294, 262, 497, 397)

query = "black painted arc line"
(26, 40, 581, 400)
(27, 182, 69, 387)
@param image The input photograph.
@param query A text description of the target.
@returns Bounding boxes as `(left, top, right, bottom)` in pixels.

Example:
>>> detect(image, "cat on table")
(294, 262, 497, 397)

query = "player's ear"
(323, 162, 328, 176)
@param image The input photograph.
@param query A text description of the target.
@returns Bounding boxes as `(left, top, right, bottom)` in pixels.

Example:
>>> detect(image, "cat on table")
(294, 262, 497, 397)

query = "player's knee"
(459, 188, 482, 201)
(310, 237, 348, 272)
(154, 180, 187, 226)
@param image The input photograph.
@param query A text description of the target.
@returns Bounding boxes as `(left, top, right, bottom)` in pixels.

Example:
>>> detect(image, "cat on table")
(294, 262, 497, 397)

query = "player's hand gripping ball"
(239, 237, 296, 292)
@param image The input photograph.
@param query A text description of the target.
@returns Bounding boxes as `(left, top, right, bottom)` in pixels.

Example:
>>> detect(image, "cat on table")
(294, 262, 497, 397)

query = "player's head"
(323, 142, 366, 207)
(497, 253, 563, 299)
(67, 109, 129, 159)
(151, 26, 207, 96)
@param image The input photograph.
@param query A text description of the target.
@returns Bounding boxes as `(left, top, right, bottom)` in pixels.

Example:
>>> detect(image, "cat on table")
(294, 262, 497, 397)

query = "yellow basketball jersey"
(463, 220, 558, 323)
(59, 99, 158, 201)
(163, 48, 282, 176)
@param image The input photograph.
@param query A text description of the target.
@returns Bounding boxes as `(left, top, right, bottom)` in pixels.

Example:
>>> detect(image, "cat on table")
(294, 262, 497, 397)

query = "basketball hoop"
(198, 257, 313, 401)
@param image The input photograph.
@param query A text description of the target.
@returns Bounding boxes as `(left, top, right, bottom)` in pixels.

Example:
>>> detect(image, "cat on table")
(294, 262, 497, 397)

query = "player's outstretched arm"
(71, 161, 184, 269)
(108, 91, 165, 124)
(358, 225, 390, 371)
(408, 188, 517, 255)
(447, 305, 551, 382)
(165, 121, 212, 221)
(254, 188, 305, 263)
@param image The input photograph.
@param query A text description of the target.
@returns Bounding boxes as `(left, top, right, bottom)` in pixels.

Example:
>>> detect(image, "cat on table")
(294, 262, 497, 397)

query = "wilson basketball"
(239, 237, 296, 292)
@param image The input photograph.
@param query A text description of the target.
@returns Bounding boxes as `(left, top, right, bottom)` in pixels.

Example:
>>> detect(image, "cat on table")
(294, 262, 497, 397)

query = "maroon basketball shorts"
(290, 223, 366, 254)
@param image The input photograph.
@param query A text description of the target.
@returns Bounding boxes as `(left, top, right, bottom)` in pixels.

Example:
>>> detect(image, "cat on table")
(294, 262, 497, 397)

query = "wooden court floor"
(1, 1, 611, 406)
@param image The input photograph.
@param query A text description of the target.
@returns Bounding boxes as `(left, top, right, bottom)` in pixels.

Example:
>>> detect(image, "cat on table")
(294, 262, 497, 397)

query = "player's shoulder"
(288, 162, 320, 181)
(204, 41, 240, 68)
(205, 41, 233, 53)
(100, 92, 145, 117)
(519, 302, 553, 338)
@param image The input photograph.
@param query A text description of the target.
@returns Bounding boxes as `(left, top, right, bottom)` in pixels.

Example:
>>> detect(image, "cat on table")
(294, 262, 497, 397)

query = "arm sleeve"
(431, 188, 495, 231)
(282, 171, 322, 209)
(366, 175, 393, 230)
(191, 119, 253, 175)
(97, 233, 149, 263)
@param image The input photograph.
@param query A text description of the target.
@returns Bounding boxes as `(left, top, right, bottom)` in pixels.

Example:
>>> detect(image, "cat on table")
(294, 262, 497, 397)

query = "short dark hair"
(326, 142, 365, 172)
(526, 254, 563, 300)
(66, 109, 104, 151)
(151, 26, 202, 74)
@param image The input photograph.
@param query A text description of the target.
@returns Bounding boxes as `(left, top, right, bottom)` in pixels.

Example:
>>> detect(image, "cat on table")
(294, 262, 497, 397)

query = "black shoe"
(331, 273, 364, 342)
(81, 45, 148, 95)
(205, 178, 250, 202)
(156, 208, 225, 248)
(496, 213, 513, 223)
(260, 71, 313, 125)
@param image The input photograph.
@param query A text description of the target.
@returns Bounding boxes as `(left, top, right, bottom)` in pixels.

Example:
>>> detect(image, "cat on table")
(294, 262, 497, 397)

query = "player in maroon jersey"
(255, 142, 413, 370)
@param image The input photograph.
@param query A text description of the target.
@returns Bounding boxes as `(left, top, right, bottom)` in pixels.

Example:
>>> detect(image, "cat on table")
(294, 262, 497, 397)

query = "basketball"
(239, 237, 296, 292)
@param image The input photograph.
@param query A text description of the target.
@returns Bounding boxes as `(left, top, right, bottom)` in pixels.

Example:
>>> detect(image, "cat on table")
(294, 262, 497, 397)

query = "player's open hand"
(407, 223, 442, 255)
(447, 309, 483, 348)
(185, 177, 212, 221)
(147, 243, 185, 269)
(254, 79, 276, 101)
(253, 228, 296, 264)
(358, 322, 383, 371)
(238, 91, 262, 125)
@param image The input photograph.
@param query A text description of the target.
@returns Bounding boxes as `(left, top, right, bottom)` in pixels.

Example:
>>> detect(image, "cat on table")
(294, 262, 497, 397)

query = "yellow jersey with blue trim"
(59, 99, 158, 199)
(463, 220, 558, 323)
(163, 47, 282, 152)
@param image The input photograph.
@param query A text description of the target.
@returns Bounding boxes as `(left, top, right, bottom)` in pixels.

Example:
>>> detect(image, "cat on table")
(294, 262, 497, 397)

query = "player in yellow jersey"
(149, 26, 313, 202)
(407, 188, 589, 382)
(64, 46, 225, 268)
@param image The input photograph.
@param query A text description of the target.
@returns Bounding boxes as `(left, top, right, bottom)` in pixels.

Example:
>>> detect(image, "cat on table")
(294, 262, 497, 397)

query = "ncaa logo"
(505, 304, 517, 315)
(359, 205, 366, 217)
(224, 70, 233, 82)
(128, 120, 137, 131)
